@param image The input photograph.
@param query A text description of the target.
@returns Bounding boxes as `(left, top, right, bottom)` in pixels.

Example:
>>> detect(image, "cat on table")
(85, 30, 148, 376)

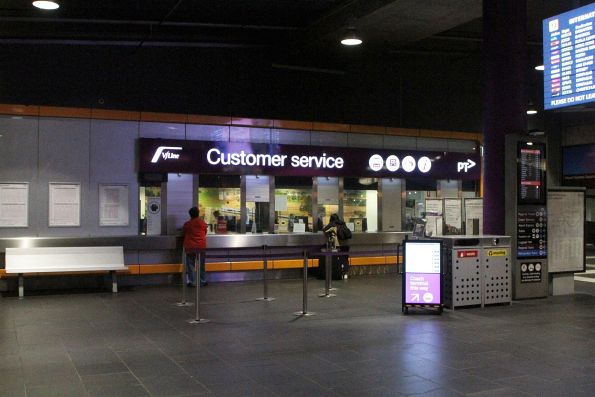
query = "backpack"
(337, 223, 352, 240)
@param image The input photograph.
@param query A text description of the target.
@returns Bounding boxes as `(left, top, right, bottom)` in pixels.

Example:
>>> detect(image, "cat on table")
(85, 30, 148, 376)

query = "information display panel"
(544, 3, 595, 110)
(403, 240, 442, 309)
(517, 143, 546, 205)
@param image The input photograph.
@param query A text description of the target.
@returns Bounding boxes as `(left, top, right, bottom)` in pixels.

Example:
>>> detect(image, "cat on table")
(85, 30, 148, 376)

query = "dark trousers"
(185, 250, 206, 285)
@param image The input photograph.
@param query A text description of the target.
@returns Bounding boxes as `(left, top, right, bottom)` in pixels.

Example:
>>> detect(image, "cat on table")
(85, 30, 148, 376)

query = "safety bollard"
(294, 250, 315, 316)
(256, 245, 275, 301)
(175, 248, 194, 307)
(189, 252, 210, 324)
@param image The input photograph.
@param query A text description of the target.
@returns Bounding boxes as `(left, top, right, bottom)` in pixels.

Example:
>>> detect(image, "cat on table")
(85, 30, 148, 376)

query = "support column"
(482, 0, 528, 234)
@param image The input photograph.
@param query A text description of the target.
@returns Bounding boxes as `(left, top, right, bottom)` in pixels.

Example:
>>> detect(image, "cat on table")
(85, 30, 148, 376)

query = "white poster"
(275, 194, 288, 211)
(146, 197, 161, 235)
(444, 198, 462, 234)
(246, 175, 270, 202)
(424, 198, 443, 236)
(49, 183, 81, 227)
(464, 198, 483, 235)
(317, 177, 339, 204)
(0, 183, 29, 227)
(548, 190, 584, 273)
(99, 184, 129, 226)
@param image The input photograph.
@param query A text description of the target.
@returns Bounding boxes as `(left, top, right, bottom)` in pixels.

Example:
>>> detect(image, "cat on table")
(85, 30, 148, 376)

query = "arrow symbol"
(411, 293, 420, 302)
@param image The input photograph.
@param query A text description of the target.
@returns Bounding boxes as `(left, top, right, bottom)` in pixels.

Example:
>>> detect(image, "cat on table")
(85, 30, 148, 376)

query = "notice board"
(547, 189, 585, 273)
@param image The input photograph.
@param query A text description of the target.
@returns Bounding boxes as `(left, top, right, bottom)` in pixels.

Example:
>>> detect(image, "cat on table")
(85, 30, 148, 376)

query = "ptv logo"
(457, 159, 476, 173)
(151, 146, 182, 163)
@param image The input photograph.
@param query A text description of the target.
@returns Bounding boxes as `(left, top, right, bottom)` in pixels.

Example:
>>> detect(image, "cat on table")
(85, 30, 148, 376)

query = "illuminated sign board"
(403, 240, 442, 306)
(543, 3, 595, 109)
(139, 138, 480, 179)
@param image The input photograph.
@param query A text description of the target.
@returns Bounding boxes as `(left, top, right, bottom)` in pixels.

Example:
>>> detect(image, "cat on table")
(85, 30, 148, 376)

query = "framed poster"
(49, 182, 81, 227)
(547, 189, 585, 273)
(444, 198, 462, 234)
(0, 183, 29, 227)
(425, 198, 443, 237)
(246, 175, 270, 202)
(99, 184, 130, 226)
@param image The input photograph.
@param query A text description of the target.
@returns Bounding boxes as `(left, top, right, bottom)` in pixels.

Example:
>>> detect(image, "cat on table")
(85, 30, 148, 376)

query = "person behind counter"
(322, 213, 351, 279)
(183, 206, 208, 287)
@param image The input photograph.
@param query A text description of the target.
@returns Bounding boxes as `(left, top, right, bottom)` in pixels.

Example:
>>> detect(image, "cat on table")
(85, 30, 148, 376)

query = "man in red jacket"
(183, 207, 208, 286)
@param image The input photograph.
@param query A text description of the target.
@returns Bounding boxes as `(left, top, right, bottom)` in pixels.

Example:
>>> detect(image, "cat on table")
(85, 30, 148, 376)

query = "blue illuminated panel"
(543, 3, 595, 110)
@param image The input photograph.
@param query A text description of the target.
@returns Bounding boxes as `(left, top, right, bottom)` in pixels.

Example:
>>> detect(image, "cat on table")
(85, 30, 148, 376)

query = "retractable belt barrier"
(174, 243, 402, 323)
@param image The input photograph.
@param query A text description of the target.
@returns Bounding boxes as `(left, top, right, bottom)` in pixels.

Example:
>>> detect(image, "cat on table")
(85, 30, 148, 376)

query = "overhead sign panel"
(139, 138, 480, 179)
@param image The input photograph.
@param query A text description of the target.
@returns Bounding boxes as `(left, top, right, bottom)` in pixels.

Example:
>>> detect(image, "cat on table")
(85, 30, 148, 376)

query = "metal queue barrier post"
(256, 244, 275, 301)
(319, 248, 336, 298)
(294, 249, 315, 316)
(189, 251, 210, 324)
(175, 248, 194, 307)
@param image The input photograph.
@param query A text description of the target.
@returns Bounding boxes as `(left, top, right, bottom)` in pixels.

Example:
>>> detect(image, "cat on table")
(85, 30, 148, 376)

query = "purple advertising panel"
(405, 273, 441, 304)
(138, 138, 480, 180)
(403, 240, 442, 307)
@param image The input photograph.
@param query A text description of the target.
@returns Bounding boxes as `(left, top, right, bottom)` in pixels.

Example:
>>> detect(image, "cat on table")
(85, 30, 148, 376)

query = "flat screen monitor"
(517, 142, 546, 205)
(543, 3, 595, 110)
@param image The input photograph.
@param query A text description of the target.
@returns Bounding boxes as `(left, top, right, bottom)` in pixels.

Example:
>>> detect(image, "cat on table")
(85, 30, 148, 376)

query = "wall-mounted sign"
(49, 182, 81, 227)
(0, 183, 29, 227)
(139, 138, 480, 180)
(403, 240, 442, 307)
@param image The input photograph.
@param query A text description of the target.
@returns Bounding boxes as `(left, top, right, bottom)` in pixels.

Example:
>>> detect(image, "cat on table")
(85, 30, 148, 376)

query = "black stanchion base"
(174, 302, 195, 307)
(256, 297, 276, 301)
(293, 311, 316, 317)
(318, 293, 336, 298)
(188, 318, 211, 324)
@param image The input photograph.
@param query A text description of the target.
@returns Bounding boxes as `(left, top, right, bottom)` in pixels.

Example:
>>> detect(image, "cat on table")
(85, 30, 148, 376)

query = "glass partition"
(198, 175, 241, 234)
(274, 176, 312, 233)
(343, 178, 378, 232)
(245, 175, 270, 233)
(405, 179, 437, 231)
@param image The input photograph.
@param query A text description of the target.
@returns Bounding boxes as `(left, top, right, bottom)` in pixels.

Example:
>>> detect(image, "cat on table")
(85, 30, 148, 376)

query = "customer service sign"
(139, 138, 480, 179)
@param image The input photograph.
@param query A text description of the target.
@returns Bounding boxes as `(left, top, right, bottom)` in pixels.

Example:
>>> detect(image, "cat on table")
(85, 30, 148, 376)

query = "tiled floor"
(1, 274, 595, 396)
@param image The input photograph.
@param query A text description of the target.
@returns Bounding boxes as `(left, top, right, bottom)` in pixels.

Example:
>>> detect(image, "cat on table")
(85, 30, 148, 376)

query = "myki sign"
(139, 138, 480, 179)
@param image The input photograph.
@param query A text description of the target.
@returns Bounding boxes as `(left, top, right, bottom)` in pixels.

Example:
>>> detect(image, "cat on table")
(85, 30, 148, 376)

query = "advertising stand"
(402, 240, 443, 314)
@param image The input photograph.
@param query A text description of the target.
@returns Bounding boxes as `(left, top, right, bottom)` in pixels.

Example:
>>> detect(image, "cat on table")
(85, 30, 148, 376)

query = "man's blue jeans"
(185, 250, 206, 286)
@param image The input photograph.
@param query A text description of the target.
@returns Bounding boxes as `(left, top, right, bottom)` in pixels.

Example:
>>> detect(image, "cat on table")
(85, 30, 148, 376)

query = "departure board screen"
(543, 3, 595, 110)
(517, 143, 546, 205)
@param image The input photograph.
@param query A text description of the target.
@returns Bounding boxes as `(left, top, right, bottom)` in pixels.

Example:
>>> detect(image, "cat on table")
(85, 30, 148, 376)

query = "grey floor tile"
(204, 380, 278, 396)
(26, 382, 90, 397)
(140, 373, 209, 396)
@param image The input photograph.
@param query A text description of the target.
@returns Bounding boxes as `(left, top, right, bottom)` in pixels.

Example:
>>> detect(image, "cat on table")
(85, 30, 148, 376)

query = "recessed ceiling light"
(526, 109, 538, 115)
(341, 29, 363, 46)
(32, 1, 59, 10)
(534, 65, 544, 71)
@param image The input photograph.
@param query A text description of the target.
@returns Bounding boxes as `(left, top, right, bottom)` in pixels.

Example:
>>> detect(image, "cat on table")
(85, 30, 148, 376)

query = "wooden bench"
(5, 246, 126, 298)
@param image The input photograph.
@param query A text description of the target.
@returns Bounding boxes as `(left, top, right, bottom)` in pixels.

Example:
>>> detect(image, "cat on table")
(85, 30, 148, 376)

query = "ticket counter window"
(139, 185, 161, 235)
(275, 177, 312, 233)
(405, 179, 438, 231)
(198, 175, 241, 234)
(245, 175, 271, 234)
(343, 178, 378, 232)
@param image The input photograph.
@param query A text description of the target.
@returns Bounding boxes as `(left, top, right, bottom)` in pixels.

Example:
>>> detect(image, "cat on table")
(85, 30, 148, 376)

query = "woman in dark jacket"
(322, 213, 350, 279)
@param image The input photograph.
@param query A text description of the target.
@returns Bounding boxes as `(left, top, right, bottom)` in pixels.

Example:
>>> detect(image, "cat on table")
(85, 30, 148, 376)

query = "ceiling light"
(535, 65, 544, 71)
(527, 102, 538, 115)
(341, 29, 362, 46)
(526, 142, 534, 146)
(32, 1, 59, 10)
(528, 129, 545, 136)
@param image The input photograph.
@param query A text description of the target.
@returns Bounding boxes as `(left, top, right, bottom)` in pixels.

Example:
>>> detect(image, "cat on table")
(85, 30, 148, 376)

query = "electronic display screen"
(517, 142, 546, 205)
(403, 241, 442, 305)
(543, 3, 595, 110)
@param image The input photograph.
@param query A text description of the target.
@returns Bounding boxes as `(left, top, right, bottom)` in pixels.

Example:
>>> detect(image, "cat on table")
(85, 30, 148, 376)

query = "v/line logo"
(151, 146, 182, 163)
